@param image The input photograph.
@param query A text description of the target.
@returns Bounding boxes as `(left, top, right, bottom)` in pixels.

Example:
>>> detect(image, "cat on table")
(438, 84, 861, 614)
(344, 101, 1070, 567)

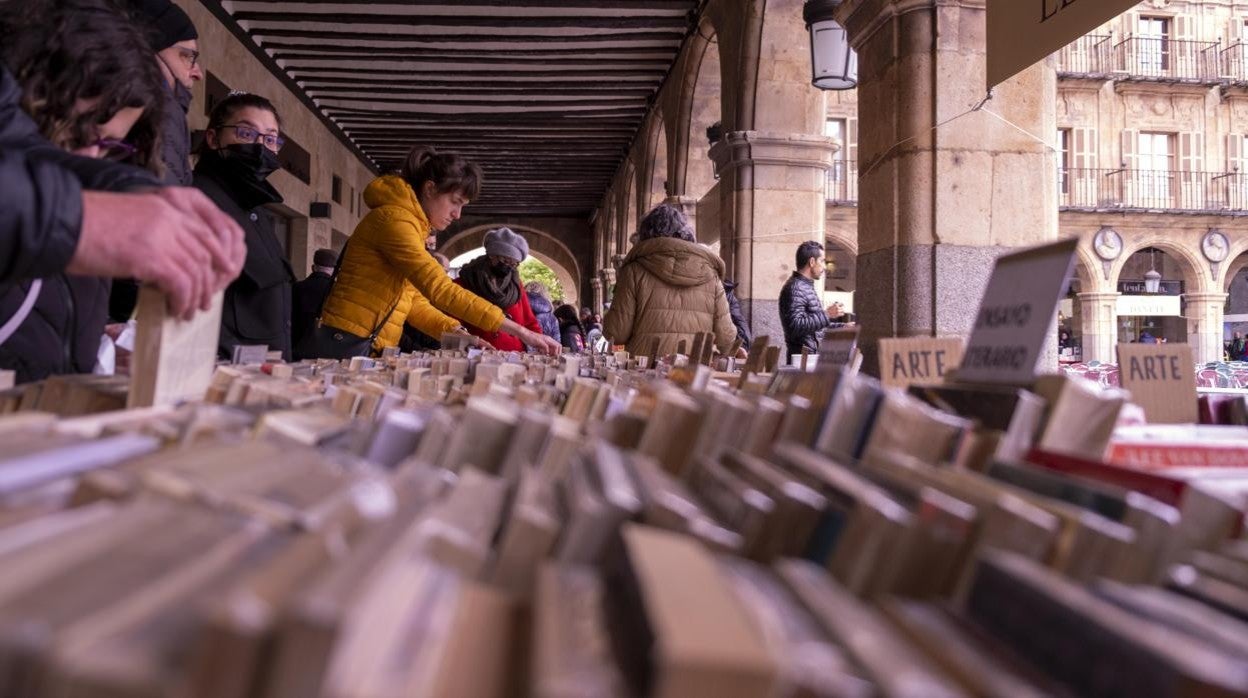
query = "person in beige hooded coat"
(603, 204, 736, 357)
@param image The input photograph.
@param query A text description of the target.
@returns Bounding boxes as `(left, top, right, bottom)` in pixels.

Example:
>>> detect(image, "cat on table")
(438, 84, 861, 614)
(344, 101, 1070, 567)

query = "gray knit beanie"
(483, 227, 529, 262)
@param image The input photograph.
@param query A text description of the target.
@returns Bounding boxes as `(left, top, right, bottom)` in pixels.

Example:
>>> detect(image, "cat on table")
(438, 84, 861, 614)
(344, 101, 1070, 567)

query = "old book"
(362, 407, 431, 469)
(437, 396, 518, 474)
(690, 391, 755, 464)
(414, 467, 509, 578)
(813, 371, 883, 462)
(721, 450, 827, 559)
(879, 600, 1055, 698)
(489, 467, 561, 596)
(531, 564, 627, 698)
(718, 557, 872, 698)
(128, 287, 224, 408)
(967, 551, 1248, 697)
(1168, 564, 1248, 623)
(776, 559, 966, 698)
(1095, 580, 1248, 660)
(556, 442, 643, 565)
(257, 408, 353, 447)
(859, 391, 971, 467)
(614, 524, 780, 698)
(740, 396, 786, 458)
(497, 408, 554, 482)
(537, 415, 581, 481)
(1033, 374, 1126, 461)
(907, 382, 1046, 466)
(635, 388, 704, 477)
(0, 432, 161, 498)
(688, 455, 778, 561)
(426, 581, 520, 698)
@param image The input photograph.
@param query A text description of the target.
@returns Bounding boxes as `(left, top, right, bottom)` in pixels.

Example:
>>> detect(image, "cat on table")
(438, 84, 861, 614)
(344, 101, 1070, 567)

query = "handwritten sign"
(879, 337, 966, 390)
(818, 327, 860, 368)
(988, 0, 1139, 88)
(1116, 343, 1197, 424)
(958, 238, 1078, 385)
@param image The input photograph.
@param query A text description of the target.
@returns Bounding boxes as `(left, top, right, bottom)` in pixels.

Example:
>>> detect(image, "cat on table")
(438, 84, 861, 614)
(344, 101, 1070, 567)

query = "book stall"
(0, 240, 1246, 697)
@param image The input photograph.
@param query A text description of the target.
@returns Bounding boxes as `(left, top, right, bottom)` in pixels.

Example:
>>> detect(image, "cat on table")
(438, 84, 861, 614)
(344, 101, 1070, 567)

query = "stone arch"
(440, 224, 581, 305)
(643, 110, 669, 212)
(1221, 244, 1248, 293)
(1111, 238, 1207, 295)
(680, 20, 722, 202)
(624, 162, 638, 252)
(1073, 244, 1102, 293)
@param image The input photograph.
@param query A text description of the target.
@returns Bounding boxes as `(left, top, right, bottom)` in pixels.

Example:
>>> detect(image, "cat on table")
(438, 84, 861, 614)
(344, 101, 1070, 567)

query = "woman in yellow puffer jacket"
(318, 147, 561, 356)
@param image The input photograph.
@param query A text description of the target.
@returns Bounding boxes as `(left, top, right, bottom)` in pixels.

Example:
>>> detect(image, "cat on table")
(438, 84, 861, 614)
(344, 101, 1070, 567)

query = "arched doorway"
(440, 225, 581, 306)
(648, 117, 669, 212)
(1225, 250, 1248, 347)
(685, 32, 721, 205)
(1114, 246, 1199, 346)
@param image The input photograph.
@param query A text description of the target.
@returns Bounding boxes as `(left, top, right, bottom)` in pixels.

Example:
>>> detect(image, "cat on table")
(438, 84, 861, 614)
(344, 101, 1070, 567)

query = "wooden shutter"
(1121, 130, 1139, 206)
(1227, 134, 1247, 208)
(1073, 127, 1098, 206)
(847, 117, 859, 200)
(1173, 15, 1194, 77)
(1179, 131, 1205, 208)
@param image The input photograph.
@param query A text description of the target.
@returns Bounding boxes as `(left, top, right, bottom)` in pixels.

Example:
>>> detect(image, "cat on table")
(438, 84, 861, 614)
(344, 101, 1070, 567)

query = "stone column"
(599, 269, 617, 309)
(709, 131, 836, 345)
(1184, 292, 1228, 363)
(839, 0, 1059, 376)
(1077, 292, 1120, 364)
(591, 278, 604, 316)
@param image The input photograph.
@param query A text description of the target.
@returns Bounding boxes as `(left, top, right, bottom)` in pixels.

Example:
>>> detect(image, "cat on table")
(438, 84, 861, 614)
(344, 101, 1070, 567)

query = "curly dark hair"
(0, 0, 165, 175)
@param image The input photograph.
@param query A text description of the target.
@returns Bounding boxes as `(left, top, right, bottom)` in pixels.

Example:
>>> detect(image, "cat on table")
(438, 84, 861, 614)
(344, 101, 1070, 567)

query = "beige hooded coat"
(603, 237, 736, 357)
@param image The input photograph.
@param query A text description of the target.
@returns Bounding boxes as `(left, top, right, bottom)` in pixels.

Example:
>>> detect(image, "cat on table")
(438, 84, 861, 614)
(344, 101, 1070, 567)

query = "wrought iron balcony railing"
(1220, 41, 1248, 83)
(1059, 167, 1248, 212)
(1055, 34, 1115, 77)
(1055, 35, 1224, 82)
(826, 159, 858, 204)
(1112, 36, 1222, 82)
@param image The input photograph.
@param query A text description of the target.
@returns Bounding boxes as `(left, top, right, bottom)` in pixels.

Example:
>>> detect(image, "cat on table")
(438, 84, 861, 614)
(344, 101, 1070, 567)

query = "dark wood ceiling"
(204, 0, 701, 217)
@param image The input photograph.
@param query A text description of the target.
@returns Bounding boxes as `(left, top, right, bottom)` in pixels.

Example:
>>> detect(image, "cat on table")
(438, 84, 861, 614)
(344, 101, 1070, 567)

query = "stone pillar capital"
(1183, 292, 1229, 304)
(708, 130, 838, 179)
(599, 268, 616, 285)
(590, 278, 603, 290)
(839, 0, 984, 50)
(1076, 291, 1122, 302)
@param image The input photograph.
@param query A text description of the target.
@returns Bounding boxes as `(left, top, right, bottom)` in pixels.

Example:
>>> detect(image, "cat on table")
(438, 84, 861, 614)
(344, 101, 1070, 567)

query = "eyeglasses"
(90, 137, 137, 161)
(489, 255, 520, 269)
(178, 47, 200, 68)
(219, 124, 285, 151)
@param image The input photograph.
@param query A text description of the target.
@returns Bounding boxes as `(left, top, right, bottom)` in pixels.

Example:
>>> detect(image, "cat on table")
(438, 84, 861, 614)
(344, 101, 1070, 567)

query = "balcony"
(1055, 35, 1114, 78)
(826, 160, 858, 204)
(1220, 42, 1248, 84)
(1059, 168, 1248, 212)
(1055, 35, 1224, 83)
(1112, 37, 1222, 83)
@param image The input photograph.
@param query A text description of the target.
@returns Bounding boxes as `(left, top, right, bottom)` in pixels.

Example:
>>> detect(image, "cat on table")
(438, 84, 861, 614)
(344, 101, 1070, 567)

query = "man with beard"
(454, 227, 543, 351)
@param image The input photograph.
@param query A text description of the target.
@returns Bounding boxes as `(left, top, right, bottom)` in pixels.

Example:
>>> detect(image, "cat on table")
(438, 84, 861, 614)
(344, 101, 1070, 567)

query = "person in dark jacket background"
(526, 281, 560, 343)
(194, 91, 295, 361)
(0, 1, 245, 372)
(723, 279, 751, 347)
(0, 0, 169, 382)
(291, 248, 336, 359)
(779, 240, 842, 362)
(555, 304, 586, 353)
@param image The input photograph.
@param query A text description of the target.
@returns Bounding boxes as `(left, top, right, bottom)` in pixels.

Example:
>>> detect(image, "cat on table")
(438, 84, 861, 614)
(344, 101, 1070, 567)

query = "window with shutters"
(1178, 132, 1205, 208)
(1137, 132, 1174, 206)
(1230, 135, 1248, 209)
(825, 118, 846, 185)
(1069, 127, 1098, 208)
(824, 118, 857, 202)
(1059, 129, 1072, 196)
(1138, 16, 1171, 74)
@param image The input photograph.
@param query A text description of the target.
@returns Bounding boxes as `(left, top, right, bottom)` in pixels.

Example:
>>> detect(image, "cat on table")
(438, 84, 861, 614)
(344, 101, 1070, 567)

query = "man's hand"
(68, 189, 246, 320)
(825, 302, 843, 320)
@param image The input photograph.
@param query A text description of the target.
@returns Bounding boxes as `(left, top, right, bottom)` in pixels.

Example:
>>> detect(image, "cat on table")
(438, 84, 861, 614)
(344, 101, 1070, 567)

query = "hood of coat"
(527, 292, 554, 315)
(363, 175, 429, 234)
(623, 237, 724, 288)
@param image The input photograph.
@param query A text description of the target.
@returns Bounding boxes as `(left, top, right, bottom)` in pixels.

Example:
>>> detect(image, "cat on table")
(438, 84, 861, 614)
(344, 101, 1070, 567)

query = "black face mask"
(219, 142, 281, 182)
(490, 261, 515, 279)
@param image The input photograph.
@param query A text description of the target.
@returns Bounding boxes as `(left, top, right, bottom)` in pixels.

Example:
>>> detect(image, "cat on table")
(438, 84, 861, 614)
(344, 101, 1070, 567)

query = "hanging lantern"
(804, 0, 858, 90)
(1144, 268, 1162, 294)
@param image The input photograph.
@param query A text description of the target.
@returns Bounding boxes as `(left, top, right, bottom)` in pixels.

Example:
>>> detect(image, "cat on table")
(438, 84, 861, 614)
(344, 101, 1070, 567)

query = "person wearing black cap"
(291, 248, 337, 359)
(128, 0, 201, 186)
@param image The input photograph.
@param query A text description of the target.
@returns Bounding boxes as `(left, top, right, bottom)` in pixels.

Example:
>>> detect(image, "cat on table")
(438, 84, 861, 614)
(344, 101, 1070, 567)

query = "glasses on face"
(489, 255, 520, 269)
(178, 47, 200, 69)
(90, 137, 137, 161)
(219, 124, 285, 151)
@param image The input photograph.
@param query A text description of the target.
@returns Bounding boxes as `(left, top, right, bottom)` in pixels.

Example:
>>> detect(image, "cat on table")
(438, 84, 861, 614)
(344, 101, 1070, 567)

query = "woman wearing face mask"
(193, 91, 295, 361)
(0, 0, 165, 383)
(453, 227, 544, 352)
(317, 146, 561, 358)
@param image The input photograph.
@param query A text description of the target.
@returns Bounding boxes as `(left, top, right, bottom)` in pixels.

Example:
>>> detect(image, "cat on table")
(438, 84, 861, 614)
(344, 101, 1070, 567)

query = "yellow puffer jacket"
(320, 175, 504, 349)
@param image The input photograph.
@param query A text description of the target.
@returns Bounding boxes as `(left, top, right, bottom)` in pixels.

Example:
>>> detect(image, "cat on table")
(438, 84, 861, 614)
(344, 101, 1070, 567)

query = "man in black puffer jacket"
(779, 240, 842, 362)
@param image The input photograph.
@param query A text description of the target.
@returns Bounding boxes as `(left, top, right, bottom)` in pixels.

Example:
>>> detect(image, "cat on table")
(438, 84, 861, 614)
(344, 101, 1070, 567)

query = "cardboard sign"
(957, 239, 1078, 385)
(232, 344, 269, 365)
(818, 327, 860, 368)
(878, 337, 965, 390)
(1116, 343, 1198, 424)
(987, 0, 1138, 88)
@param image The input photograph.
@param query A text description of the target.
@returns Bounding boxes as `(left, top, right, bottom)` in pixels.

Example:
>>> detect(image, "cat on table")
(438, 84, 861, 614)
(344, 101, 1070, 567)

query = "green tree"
(518, 258, 564, 303)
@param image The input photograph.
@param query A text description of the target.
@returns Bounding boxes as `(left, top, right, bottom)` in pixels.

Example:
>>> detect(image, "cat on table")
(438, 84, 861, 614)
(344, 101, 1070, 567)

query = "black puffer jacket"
(0, 67, 158, 382)
(778, 272, 829, 356)
(723, 280, 751, 347)
(194, 151, 295, 362)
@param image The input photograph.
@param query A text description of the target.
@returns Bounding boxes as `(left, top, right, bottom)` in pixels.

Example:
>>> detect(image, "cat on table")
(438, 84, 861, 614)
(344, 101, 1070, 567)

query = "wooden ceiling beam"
(236, 12, 689, 29)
